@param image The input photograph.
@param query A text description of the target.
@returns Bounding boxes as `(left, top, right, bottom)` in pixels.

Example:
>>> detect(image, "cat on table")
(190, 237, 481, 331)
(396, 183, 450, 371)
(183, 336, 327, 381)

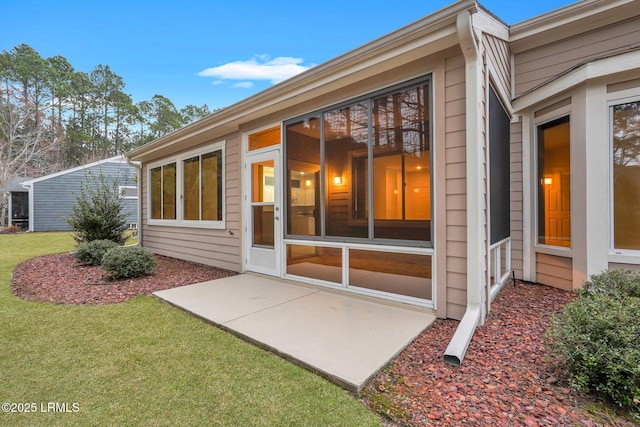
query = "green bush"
(101, 246, 156, 280)
(546, 270, 640, 411)
(75, 239, 121, 265)
(581, 269, 640, 299)
(65, 170, 129, 245)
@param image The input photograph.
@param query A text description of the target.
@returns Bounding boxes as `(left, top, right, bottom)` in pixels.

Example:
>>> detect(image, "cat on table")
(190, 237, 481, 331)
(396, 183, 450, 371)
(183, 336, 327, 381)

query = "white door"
(245, 150, 281, 276)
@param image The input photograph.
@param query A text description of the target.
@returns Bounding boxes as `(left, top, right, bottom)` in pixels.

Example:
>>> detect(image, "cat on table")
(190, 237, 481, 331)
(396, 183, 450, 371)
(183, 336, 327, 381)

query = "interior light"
(333, 176, 342, 185)
(543, 177, 553, 185)
(416, 166, 422, 170)
(305, 179, 312, 187)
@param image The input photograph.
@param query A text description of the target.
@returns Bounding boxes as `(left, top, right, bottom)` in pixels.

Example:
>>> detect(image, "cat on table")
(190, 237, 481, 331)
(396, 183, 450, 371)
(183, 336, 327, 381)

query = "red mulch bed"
(11, 252, 236, 305)
(362, 282, 637, 426)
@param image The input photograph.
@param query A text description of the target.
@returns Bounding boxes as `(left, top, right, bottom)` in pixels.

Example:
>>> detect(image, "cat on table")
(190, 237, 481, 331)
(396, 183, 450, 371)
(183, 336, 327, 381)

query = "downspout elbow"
(443, 304, 482, 366)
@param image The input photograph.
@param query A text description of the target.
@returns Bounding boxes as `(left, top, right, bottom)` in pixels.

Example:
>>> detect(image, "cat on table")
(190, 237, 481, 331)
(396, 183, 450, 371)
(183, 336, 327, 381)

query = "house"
(21, 156, 139, 232)
(1, 176, 32, 229)
(127, 0, 640, 365)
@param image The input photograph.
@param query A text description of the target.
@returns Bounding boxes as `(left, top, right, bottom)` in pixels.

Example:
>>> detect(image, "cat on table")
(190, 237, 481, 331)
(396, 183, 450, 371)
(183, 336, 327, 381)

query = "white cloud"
(198, 55, 313, 85)
(233, 81, 254, 89)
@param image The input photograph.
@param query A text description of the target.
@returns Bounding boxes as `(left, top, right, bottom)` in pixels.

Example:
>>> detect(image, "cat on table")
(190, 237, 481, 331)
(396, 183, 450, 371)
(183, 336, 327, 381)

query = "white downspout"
(444, 10, 486, 366)
(22, 182, 34, 232)
(125, 158, 142, 246)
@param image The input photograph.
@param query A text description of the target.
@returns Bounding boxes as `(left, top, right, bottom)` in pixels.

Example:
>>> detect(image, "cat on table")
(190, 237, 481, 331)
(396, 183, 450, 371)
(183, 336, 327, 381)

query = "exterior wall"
(140, 133, 242, 272)
(514, 16, 640, 97)
(536, 253, 573, 291)
(136, 49, 474, 318)
(509, 120, 524, 279)
(32, 161, 137, 232)
(512, 12, 640, 290)
(443, 49, 468, 320)
(484, 34, 511, 100)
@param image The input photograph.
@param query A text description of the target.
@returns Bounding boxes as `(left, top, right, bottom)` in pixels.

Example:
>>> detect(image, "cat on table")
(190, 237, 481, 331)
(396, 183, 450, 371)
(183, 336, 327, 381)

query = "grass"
(0, 233, 381, 426)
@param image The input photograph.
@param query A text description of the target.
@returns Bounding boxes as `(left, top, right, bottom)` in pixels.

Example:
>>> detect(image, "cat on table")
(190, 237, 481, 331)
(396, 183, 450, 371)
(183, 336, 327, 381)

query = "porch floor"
(153, 273, 436, 392)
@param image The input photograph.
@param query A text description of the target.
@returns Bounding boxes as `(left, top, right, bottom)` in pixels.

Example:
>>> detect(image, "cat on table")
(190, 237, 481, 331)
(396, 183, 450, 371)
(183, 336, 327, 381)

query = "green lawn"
(0, 233, 381, 427)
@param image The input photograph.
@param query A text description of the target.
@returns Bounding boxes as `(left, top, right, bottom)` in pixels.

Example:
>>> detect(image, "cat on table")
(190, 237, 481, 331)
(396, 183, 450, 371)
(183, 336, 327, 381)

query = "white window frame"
(118, 185, 137, 199)
(147, 140, 226, 229)
(533, 106, 573, 257)
(608, 93, 640, 261)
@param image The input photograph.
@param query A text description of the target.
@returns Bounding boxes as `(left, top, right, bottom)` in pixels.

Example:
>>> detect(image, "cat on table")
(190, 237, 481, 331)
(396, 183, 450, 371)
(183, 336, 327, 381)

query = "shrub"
(75, 239, 121, 266)
(101, 246, 156, 280)
(546, 270, 640, 410)
(65, 170, 129, 245)
(581, 269, 640, 299)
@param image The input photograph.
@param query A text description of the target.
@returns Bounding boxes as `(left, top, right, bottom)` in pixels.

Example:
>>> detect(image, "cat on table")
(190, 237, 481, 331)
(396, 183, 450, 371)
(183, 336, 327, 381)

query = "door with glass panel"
(245, 150, 281, 276)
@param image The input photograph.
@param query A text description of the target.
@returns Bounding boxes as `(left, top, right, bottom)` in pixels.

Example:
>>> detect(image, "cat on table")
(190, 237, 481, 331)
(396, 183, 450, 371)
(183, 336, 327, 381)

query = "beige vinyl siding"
(609, 263, 640, 274)
(444, 49, 467, 320)
(536, 253, 573, 291)
(607, 77, 640, 93)
(514, 17, 640, 97)
(140, 133, 242, 272)
(510, 120, 524, 278)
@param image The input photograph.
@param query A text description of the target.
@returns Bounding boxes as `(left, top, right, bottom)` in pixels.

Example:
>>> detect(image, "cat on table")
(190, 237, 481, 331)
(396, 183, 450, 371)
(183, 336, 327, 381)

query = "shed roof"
(21, 156, 131, 186)
(1, 176, 33, 192)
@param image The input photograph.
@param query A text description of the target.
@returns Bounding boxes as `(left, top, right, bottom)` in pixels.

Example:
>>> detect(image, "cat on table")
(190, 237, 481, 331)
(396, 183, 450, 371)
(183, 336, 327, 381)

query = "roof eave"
(510, 0, 640, 53)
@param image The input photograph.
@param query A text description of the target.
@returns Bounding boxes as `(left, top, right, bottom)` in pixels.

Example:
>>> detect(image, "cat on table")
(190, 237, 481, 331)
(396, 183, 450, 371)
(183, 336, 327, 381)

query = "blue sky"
(1, 0, 575, 111)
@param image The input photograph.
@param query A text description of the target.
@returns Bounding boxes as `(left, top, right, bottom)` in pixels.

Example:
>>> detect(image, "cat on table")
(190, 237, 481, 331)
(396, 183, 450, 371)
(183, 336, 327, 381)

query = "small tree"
(65, 170, 128, 245)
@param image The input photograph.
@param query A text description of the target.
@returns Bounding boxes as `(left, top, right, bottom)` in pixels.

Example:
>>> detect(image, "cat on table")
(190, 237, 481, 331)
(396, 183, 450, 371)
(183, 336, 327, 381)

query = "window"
(611, 100, 640, 250)
(150, 162, 176, 220)
(148, 143, 224, 227)
(285, 77, 431, 245)
(119, 186, 137, 199)
(488, 86, 511, 244)
(183, 151, 223, 221)
(248, 125, 280, 151)
(537, 116, 571, 247)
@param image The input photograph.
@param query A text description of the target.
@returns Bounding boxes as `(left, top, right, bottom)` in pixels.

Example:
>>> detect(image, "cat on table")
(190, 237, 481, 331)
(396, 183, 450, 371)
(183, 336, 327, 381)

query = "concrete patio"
(154, 273, 436, 392)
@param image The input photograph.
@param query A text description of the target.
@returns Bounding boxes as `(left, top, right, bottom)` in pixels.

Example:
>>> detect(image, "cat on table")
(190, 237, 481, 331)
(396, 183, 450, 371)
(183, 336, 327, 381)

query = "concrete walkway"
(154, 273, 436, 392)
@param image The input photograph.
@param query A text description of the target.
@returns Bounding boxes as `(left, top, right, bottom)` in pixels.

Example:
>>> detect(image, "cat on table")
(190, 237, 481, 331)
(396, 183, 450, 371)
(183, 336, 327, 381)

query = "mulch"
(11, 252, 236, 305)
(10, 254, 636, 425)
(362, 282, 637, 426)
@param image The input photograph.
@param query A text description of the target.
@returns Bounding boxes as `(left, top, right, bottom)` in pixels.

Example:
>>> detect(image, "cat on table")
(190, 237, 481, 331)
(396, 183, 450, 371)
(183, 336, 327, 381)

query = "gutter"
(443, 10, 486, 366)
(125, 157, 142, 246)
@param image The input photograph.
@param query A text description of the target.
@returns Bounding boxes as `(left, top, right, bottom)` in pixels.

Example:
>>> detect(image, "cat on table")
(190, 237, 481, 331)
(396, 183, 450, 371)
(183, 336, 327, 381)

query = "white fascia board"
(473, 8, 509, 41)
(512, 49, 640, 113)
(21, 155, 126, 185)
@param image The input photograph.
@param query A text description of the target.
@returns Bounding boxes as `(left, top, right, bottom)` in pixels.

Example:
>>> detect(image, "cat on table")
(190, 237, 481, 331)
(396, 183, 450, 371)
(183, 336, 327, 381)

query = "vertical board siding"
(514, 17, 640, 96)
(140, 134, 242, 272)
(536, 253, 573, 291)
(444, 50, 468, 320)
(484, 34, 512, 99)
(32, 161, 137, 232)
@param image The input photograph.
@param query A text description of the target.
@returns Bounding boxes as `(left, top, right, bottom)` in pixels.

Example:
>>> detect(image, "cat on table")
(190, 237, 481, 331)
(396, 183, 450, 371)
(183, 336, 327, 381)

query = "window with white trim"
(119, 186, 137, 199)
(611, 100, 640, 251)
(148, 142, 225, 227)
